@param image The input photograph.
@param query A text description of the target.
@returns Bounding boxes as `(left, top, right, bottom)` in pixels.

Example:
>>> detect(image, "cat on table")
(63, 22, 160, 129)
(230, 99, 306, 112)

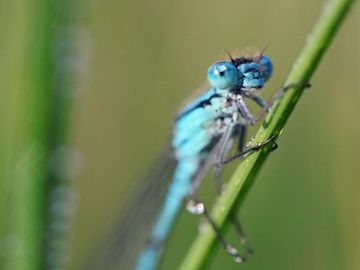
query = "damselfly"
(90, 51, 285, 270)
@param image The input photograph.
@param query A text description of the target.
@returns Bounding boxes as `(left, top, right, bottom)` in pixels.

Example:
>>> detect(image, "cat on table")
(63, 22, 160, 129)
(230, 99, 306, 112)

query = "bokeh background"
(1, 0, 360, 270)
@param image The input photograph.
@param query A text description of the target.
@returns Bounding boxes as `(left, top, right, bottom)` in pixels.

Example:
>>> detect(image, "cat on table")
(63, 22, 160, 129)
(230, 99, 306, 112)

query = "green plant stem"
(42, 2, 88, 269)
(4, 1, 53, 269)
(179, 0, 355, 269)
(2, 1, 87, 270)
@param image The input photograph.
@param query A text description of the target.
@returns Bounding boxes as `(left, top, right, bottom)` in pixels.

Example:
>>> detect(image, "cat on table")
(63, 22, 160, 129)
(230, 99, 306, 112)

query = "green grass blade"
(179, 0, 355, 269)
(0, 1, 87, 270)
(1, 1, 53, 269)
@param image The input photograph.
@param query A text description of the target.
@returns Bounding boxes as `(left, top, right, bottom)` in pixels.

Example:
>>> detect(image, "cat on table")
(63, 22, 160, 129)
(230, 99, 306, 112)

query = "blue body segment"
(135, 53, 273, 270)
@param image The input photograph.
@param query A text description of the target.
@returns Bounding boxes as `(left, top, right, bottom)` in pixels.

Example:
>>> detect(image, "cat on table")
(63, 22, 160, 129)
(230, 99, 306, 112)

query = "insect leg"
(212, 125, 253, 260)
(212, 124, 247, 193)
(237, 125, 247, 153)
(185, 196, 249, 263)
(189, 120, 237, 194)
(214, 122, 237, 166)
(212, 123, 243, 187)
(219, 136, 278, 165)
(186, 165, 250, 262)
(253, 82, 311, 123)
(188, 122, 254, 262)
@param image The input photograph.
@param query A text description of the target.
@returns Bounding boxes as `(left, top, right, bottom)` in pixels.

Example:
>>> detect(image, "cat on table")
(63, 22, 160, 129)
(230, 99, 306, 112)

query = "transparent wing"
(85, 144, 177, 270)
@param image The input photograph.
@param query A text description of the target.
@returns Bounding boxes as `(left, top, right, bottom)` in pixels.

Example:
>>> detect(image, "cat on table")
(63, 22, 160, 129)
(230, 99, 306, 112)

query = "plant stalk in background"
(0, 1, 89, 270)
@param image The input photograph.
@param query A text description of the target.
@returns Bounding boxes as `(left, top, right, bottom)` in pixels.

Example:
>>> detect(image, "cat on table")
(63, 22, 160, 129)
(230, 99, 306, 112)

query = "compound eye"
(260, 55, 273, 81)
(238, 62, 261, 78)
(238, 62, 264, 89)
(207, 62, 237, 90)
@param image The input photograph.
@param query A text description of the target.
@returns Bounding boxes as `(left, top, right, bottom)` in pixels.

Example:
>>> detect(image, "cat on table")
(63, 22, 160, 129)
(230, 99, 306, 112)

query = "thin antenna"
(225, 49, 235, 64)
(260, 42, 271, 55)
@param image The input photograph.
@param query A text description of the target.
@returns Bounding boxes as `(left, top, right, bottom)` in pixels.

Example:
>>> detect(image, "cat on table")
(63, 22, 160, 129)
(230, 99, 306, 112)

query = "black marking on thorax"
(176, 92, 222, 120)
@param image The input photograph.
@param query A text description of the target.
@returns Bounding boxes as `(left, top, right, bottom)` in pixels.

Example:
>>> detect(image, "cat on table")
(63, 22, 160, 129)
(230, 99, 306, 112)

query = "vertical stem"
(2, 1, 53, 269)
(43, 1, 89, 269)
(1, 0, 89, 270)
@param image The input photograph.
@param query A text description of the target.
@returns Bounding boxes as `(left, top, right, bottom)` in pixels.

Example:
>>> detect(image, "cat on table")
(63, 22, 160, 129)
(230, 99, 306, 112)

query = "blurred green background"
(1, 0, 360, 270)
